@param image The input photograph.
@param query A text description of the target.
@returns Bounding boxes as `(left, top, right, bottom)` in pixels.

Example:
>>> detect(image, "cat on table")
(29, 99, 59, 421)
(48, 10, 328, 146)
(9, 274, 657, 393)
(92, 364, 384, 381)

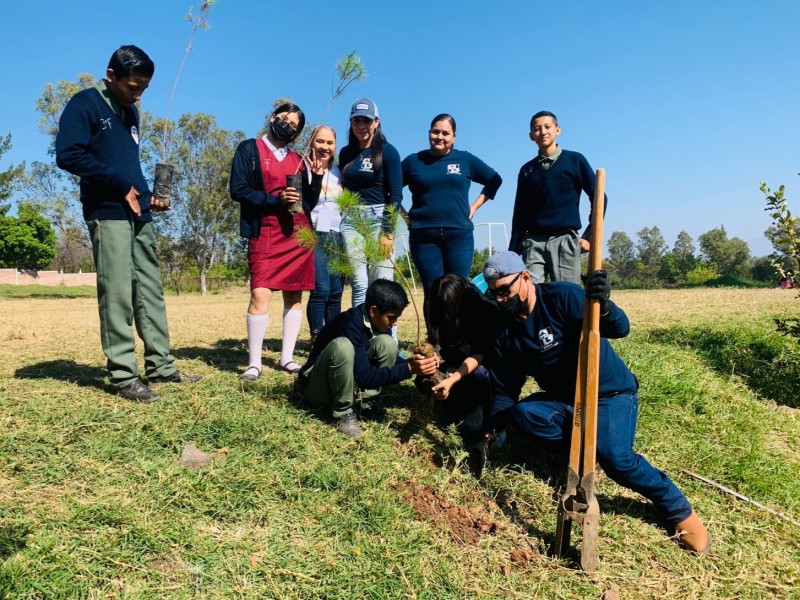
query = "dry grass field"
(1, 285, 799, 599)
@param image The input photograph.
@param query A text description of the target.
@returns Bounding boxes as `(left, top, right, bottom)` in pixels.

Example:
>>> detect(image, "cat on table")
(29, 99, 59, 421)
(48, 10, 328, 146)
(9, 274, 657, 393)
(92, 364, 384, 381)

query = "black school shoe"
(149, 370, 202, 385)
(337, 413, 364, 439)
(118, 379, 160, 403)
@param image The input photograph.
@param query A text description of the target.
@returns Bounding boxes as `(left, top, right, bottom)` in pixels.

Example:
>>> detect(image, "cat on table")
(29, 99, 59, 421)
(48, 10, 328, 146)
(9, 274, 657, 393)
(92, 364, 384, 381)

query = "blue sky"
(2, 0, 799, 257)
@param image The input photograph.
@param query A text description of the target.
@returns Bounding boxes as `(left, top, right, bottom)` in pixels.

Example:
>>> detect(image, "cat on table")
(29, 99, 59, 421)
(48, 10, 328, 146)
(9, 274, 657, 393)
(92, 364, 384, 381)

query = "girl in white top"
(305, 125, 345, 340)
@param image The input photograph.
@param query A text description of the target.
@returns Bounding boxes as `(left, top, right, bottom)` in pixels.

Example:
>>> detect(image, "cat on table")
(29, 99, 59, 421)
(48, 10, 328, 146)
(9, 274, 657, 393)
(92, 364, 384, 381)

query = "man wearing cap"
(482, 251, 710, 554)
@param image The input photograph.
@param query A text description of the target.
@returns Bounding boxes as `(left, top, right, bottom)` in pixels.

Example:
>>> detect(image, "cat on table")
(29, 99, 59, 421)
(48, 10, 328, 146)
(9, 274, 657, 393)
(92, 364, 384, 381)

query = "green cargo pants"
(303, 334, 398, 418)
(88, 219, 176, 388)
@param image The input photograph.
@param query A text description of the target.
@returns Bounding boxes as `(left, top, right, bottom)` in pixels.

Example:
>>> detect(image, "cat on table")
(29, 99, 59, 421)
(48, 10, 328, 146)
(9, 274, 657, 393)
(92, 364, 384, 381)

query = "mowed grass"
(1, 286, 799, 599)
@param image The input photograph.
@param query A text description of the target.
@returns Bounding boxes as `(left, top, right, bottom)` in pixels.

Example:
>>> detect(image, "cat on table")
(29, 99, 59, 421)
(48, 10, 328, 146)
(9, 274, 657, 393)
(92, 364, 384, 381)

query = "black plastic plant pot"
(153, 163, 175, 208)
(285, 174, 303, 215)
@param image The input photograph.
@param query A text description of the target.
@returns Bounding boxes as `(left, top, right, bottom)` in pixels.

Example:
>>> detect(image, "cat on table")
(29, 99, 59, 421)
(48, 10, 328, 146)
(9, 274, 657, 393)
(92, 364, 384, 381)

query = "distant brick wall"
(0, 268, 97, 287)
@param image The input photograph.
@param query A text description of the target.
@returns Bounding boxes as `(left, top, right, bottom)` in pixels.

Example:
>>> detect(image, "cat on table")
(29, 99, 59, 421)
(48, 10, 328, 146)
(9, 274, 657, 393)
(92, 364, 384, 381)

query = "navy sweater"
(509, 149, 607, 252)
(56, 87, 152, 222)
(488, 282, 637, 430)
(402, 149, 502, 230)
(300, 305, 411, 390)
(338, 141, 403, 233)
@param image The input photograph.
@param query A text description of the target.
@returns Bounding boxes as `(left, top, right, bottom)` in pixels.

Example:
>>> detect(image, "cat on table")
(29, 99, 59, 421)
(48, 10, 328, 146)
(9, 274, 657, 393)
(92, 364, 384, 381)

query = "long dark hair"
(428, 274, 471, 348)
(343, 122, 386, 176)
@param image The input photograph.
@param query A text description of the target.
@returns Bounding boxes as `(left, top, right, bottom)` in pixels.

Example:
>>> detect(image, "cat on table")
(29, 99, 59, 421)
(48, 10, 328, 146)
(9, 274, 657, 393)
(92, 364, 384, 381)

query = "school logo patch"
(100, 117, 113, 130)
(538, 327, 557, 351)
(130, 125, 139, 144)
(360, 157, 373, 172)
(447, 163, 461, 175)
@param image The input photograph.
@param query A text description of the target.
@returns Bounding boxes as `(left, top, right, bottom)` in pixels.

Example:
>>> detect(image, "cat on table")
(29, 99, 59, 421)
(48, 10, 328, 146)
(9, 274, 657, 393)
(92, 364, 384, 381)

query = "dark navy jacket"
(56, 87, 151, 222)
(488, 282, 637, 430)
(509, 149, 607, 252)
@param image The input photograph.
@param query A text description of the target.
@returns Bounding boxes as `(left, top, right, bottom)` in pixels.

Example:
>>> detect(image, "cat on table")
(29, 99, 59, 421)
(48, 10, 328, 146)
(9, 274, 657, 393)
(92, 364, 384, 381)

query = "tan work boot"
(675, 510, 711, 554)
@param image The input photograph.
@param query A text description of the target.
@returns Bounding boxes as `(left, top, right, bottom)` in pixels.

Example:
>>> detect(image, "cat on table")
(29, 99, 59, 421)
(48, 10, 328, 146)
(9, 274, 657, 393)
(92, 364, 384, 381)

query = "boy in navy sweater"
(483, 251, 710, 554)
(56, 45, 199, 403)
(509, 111, 607, 284)
(300, 279, 438, 438)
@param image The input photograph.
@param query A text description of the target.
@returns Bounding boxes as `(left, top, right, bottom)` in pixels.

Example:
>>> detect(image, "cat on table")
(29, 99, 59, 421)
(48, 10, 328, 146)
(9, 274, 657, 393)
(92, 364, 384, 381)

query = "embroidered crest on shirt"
(538, 327, 558, 351)
(130, 125, 139, 144)
(447, 163, 461, 175)
(101, 118, 113, 130)
(360, 157, 373, 172)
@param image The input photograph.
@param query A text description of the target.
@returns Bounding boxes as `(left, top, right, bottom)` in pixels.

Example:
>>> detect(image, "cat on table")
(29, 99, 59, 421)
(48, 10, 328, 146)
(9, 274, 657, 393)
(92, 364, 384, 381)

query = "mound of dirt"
(399, 481, 498, 544)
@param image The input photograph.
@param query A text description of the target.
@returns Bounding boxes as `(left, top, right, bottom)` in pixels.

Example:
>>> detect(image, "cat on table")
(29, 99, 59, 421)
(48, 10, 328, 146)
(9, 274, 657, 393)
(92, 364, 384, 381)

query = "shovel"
(553, 168, 606, 572)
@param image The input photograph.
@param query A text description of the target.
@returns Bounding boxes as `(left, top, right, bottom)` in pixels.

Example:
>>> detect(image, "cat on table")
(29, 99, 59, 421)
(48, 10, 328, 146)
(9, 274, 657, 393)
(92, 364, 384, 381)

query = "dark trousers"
(511, 391, 693, 525)
(410, 226, 474, 321)
(438, 366, 490, 447)
(307, 231, 344, 335)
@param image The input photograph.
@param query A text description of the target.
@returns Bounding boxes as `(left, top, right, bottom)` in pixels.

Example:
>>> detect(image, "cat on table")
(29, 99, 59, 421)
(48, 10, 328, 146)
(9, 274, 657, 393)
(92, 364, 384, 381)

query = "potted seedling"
(153, 0, 216, 207)
(284, 52, 366, 215)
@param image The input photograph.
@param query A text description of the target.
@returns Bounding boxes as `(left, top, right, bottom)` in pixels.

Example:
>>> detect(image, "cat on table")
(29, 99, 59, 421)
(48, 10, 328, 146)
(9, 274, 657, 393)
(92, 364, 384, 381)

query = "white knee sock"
(280, 309, 302, 366)
(246, 313, 268, 371)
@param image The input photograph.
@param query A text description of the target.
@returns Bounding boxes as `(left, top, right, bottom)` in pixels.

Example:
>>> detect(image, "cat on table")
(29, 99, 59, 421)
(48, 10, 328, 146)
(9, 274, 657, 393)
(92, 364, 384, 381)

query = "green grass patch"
(1, 291, 799, 598)
(646, 321, 800, 407)
(0, 284, 96, 299)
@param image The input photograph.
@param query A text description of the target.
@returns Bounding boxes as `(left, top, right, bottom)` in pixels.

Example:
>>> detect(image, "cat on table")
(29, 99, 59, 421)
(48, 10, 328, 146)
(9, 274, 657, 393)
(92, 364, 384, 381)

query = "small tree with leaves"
(760, 178, 800, 342)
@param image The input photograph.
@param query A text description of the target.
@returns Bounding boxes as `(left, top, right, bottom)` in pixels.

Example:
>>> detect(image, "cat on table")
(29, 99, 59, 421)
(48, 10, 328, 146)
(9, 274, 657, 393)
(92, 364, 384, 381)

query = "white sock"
(246, 313, 268, 372)
(280, 308, 302, 366)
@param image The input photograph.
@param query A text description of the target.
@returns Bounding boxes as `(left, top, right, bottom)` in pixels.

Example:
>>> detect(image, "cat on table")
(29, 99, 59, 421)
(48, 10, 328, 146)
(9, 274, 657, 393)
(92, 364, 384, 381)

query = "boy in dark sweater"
(55, 45, 199, 403)
(508, 111, 607, 284)
(300, 279, 438, 438)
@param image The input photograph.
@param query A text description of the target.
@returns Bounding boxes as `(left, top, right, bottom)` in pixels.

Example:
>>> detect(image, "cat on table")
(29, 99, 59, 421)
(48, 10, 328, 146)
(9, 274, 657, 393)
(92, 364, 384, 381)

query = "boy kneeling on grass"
(299, 279, 439, 438)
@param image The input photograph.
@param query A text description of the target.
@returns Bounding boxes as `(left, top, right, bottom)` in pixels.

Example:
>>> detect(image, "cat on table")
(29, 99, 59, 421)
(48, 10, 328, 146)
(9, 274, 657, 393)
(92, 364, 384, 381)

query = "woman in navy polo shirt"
(401, 114, 502, 321)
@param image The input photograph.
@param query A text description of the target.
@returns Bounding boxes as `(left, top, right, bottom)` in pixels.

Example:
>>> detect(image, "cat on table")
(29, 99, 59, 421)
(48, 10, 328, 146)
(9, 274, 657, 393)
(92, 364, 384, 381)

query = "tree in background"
(673, 230, 697, 279)
(26, 74, 96, 271)
(635, 226, 667, 286)
(606, 231, 637, 286)
(698, 226, 751, 275)
(0, 133, 25, 215)
(145, 113, 244, 295)
(0, 202, 56, 270)
(659, 230, 697, 285)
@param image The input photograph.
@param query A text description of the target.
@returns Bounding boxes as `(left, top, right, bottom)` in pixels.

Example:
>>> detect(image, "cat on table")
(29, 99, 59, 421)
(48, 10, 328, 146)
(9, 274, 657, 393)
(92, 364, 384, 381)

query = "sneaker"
(149, 370, 202, 384)
(675, 510, 711, 554)
(336, 412, 364, 439)
(118, 379, 160, 403)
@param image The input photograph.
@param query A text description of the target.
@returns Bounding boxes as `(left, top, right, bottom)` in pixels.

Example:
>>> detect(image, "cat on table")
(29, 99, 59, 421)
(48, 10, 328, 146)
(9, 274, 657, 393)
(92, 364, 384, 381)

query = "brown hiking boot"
(675, 510, 711, 554)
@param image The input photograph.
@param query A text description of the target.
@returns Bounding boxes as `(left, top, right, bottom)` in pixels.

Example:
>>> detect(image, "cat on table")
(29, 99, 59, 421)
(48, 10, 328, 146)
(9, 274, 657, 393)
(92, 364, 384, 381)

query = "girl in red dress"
(230, 102, 324, 379)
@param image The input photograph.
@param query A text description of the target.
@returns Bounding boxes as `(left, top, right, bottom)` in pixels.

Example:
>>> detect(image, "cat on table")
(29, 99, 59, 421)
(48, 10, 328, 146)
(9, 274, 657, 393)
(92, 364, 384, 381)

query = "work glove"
(584, 269, 611, 315)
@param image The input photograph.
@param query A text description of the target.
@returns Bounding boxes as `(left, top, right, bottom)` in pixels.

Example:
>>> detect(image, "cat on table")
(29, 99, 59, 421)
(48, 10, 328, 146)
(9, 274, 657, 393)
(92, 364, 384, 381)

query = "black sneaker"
(118, 379, 160, 403)
(337, 413, 364, 439)
(149, 370, 202, 385)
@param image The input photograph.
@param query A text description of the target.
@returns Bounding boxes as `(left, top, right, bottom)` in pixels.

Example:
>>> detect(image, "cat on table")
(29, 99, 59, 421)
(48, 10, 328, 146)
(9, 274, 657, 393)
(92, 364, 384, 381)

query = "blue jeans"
(307, 231, 344, 335)
(410, 227, 474, 323)
(340, 204, 394, 308)
(511, 392, 693, 525)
